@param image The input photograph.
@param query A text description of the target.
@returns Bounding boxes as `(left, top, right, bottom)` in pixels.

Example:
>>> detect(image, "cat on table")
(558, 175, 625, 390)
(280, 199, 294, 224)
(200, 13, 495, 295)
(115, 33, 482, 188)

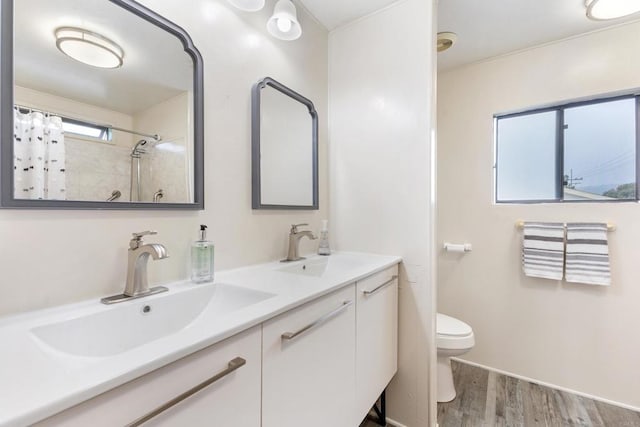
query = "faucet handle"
(130, 230, 157, 249)
(290, 223, 309, 233)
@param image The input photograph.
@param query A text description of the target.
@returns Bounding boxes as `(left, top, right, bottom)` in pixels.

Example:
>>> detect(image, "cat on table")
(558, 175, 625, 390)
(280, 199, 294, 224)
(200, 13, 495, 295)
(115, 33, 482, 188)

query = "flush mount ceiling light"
(437, 32, 457, 53)
(55, 27, 124, 69)
(585, 0, 640, 20)
(226, 0, 265, 12)
(267, 0, 302, 41)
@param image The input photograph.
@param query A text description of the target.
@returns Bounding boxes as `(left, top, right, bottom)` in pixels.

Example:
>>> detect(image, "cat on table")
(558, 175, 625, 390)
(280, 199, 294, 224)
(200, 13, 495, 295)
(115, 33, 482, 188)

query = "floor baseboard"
(451, 357, 640, 413)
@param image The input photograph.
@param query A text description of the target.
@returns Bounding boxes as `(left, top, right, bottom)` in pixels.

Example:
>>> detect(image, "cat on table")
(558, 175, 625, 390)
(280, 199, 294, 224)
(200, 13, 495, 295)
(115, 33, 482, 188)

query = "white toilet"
(436, 313, 475, 402)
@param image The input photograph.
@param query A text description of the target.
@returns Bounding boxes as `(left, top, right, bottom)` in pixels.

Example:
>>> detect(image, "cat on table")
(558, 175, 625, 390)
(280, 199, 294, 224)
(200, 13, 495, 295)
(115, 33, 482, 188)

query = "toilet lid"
(437, 313, 472, 337)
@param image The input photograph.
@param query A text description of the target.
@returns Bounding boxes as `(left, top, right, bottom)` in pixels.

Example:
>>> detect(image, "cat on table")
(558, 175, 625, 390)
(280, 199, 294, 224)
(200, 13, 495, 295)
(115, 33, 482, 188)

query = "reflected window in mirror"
(1, 0, 204, 209)
(252, 77, 318, 210)
(60, 117, 112, 142)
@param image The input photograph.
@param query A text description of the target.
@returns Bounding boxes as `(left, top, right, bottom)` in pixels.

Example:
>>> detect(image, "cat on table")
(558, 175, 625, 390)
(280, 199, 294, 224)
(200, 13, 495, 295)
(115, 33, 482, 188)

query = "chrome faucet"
(101, 231, 169, 304)
(282, 224, 317, 262)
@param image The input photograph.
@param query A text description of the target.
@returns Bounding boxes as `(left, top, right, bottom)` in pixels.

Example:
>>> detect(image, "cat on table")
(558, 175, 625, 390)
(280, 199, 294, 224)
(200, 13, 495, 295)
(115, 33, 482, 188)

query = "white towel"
(565, 223, 610, 286)
(522, 222, 564, 280)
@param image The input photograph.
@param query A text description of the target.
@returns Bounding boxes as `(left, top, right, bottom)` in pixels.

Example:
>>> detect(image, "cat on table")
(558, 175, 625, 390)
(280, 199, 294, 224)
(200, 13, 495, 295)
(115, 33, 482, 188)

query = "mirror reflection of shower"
(153, 189, 164, 203)
(130, 137, 163, 202)
(106, 190, 121, 202)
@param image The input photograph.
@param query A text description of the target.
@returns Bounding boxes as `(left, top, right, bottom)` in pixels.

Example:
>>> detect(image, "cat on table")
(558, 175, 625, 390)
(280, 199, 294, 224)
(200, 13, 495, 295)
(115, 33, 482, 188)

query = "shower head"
(131, 139, 151, 157)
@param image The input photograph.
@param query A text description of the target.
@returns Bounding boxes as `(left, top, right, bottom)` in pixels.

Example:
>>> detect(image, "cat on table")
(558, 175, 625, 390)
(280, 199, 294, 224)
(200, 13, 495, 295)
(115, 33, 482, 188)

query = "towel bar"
(515, 220, 615, 232)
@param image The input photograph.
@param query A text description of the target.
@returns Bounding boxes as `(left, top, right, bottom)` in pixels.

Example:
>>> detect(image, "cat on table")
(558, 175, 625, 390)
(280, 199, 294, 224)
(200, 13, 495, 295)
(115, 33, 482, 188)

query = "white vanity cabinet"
(261, 284, 357, 427)
(35, 326, 262, 427)
(355, 266, 399, 420)
(19, 257, 402, 427)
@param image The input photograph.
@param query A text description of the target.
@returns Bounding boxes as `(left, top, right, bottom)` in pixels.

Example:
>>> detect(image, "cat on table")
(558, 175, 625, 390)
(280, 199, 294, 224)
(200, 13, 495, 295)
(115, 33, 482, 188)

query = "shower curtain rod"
(14, 104, 161, 141)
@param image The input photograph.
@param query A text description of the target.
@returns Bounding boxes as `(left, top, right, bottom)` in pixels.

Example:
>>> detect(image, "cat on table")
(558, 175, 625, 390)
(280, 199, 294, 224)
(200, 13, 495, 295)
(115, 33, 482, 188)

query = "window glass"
(496, 111, 558, 201)
(564, 99, 636, 200)
(61, 119, 111, 141)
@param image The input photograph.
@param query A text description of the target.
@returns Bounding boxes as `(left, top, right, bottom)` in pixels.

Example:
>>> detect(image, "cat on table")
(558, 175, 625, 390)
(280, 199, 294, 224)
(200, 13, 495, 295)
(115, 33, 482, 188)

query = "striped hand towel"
(565, 223, 610, 286)
(522, 222, 565, 280)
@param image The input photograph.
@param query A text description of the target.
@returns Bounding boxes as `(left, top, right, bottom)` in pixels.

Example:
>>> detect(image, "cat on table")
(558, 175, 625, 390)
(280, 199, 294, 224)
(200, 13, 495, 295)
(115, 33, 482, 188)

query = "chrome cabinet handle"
(281, 300, 353, 341)
(127, 357, 246, 427)
(362, 275, 398, 296)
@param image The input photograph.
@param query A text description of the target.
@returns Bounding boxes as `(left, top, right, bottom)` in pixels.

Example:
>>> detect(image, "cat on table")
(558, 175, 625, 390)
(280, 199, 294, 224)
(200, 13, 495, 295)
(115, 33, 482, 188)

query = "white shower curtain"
(13, 109, 66, 200)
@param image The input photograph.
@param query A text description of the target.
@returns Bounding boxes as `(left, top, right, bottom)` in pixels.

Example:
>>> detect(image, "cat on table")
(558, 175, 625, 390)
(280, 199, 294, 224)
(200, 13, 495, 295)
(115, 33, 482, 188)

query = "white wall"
(0, 0, 328, 316)
(438, 21, 640, 409)
(329, 0, 436, 425)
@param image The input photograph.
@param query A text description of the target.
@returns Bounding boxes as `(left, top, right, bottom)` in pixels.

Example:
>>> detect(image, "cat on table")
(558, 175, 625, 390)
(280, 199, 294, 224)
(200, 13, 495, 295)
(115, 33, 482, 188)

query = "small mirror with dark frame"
(0, 0, 204, 209)
(252, 77, 318, 210)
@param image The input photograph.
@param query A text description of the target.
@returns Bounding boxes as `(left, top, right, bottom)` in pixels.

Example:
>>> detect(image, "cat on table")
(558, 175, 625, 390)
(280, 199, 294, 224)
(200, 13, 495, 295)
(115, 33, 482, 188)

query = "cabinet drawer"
(262, 285, 356, 427)
(356, 265, 398, 420)
(35, 326, 262, 427)
(358, 266, 397, 296)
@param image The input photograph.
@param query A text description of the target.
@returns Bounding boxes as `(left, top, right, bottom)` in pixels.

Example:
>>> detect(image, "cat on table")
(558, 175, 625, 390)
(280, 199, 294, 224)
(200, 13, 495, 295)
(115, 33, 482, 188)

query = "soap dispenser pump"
(318, 219, 331, 256)
(191, 224, 214, 283)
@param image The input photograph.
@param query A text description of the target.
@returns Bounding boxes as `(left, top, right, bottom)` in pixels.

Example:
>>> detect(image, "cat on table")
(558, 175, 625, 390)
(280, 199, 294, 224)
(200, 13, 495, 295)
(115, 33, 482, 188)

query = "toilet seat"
(437, 313, 474, 350)
(437, 313, 472, 336)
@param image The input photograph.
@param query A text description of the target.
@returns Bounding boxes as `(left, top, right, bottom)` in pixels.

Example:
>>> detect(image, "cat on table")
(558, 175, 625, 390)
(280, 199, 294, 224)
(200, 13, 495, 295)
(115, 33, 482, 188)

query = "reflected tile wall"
(65, 138, 131, 202)
(140, 140, 189, 203)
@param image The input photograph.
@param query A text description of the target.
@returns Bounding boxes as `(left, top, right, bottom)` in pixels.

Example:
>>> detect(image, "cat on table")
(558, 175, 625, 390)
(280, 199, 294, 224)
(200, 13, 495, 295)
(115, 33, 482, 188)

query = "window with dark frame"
(495, 95, 638, 203)
(61, 117, 112, 142)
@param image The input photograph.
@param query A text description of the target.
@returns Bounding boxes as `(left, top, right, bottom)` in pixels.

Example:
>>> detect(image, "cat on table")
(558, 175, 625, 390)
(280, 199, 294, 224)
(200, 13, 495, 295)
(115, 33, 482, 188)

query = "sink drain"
(141, 305, 152, 314)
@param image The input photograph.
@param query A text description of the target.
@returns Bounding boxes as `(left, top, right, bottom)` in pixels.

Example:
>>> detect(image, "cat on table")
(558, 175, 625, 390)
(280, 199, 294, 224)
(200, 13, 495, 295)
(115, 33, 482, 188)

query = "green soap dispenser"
(191, 224, 214, 283)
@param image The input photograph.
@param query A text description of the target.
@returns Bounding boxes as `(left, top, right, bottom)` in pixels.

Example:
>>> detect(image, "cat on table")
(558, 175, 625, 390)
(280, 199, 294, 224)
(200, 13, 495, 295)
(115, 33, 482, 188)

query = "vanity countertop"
(0, 251, 401, 427)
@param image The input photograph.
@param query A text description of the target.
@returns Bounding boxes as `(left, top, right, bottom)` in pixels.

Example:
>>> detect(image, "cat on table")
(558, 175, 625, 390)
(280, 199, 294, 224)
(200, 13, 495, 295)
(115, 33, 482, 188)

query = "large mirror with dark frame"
(0, 0, 204, 209)
(251, 77, 318, 210)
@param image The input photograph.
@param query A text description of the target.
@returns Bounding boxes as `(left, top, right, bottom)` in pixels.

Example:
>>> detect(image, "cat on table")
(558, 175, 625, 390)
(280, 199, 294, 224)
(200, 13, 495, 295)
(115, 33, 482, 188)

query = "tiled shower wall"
(65, 138, 131, 202)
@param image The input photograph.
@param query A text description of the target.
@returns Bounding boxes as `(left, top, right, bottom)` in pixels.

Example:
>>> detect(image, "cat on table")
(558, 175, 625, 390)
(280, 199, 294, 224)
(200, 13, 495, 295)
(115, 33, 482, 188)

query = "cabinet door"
(35, 326, 262, 427)
(356, 266, 398, 420)
(262, 285, 356, 427)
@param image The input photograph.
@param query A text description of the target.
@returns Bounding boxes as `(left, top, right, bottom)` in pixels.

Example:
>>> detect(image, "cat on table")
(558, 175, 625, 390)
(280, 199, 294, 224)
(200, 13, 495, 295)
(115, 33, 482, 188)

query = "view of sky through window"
(563, 98, 635, 200)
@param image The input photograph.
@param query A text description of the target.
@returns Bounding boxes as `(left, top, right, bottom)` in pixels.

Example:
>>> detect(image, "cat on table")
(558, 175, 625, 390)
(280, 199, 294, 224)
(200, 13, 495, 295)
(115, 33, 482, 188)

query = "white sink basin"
(278, 257, 330, 277)
(30, 284, 274, 358)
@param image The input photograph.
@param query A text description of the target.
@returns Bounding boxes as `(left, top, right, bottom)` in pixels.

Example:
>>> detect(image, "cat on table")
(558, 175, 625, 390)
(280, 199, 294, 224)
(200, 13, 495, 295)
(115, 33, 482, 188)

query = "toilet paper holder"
(443, 242, 472, 253)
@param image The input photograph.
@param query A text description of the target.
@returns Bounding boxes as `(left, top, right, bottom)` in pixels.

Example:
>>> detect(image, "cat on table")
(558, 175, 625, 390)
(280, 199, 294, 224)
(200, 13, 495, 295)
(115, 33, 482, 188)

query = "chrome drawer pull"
(362, 275, 398, 296)
(281, 300, 353, 341)
(127, 357, 246, 426)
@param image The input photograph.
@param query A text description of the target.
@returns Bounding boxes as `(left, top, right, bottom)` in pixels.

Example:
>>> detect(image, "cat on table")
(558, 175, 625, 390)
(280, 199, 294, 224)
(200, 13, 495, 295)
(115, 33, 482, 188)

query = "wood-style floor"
(438, 360, 640, 427)
(360, 360, 640, 426)
(360, 416, 387, 427)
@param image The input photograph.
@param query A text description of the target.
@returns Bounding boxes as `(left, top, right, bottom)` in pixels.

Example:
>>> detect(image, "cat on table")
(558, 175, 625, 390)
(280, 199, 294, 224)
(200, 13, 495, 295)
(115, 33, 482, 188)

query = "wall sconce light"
(267, 0, 302, 41)
(585, 0, 640, 20)
(55, 27, 124, 69)
(226, 0, 265, 12)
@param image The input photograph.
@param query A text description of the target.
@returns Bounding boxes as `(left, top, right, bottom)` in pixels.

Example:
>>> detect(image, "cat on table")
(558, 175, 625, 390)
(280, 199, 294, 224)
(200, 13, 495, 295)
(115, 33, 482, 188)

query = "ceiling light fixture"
(437, 32, 457, 53)
(55, 27, 124, 69)
(585, 0, 640, 20)
(267, 0, 302, 41)
(226, 0, 265, 12)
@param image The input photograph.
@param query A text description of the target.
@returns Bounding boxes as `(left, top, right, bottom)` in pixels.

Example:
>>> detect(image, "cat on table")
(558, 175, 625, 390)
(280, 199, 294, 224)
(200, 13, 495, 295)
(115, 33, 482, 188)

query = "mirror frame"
(0, 0, 204, 209)
(251, 77, 318, 210)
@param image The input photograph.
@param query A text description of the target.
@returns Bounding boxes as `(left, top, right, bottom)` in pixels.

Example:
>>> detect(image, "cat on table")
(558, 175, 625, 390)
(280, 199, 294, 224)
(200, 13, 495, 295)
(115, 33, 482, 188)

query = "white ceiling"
(299, 0, 399, 30)
(298, 0, 640, 72)
(18, 0, 640, 114)
(15, 0, 193, 115)
(437, 0, 640, 71)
